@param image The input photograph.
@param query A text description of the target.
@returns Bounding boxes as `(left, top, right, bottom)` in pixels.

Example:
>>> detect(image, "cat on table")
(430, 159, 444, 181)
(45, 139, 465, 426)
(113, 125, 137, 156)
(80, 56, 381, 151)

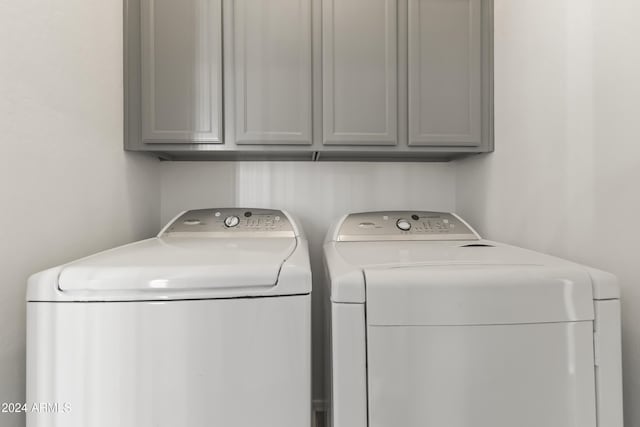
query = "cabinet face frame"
(321, 0, 399, 146)
(140, 0, 224, 144)
(407, 0, 483, 146)
(225, 0, 313, 146)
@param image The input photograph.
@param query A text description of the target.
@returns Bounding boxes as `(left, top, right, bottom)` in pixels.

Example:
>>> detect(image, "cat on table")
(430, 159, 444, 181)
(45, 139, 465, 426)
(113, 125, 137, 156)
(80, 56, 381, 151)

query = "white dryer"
(324, 211, 622, 427)
(27, 208, 311, 427)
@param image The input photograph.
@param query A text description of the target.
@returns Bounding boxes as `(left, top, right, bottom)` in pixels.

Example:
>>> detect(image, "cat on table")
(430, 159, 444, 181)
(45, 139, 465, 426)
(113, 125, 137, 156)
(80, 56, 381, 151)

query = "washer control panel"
(336, 211, 479, 241)
(161, 208, 295, 237)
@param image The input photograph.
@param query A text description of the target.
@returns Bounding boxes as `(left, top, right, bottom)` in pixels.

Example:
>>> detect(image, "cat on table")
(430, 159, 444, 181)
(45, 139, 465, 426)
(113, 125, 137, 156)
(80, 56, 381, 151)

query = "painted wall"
(160, 161, 456, 400)
(0, 1, 160, 426)
(456, 0, 640, 424)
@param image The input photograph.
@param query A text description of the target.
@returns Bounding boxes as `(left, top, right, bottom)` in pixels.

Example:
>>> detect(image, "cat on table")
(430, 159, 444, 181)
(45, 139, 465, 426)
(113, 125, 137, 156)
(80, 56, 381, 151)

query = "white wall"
(160, 161, 456, 400)
(0, 1, 160, 426)
(457, 0, 640, 424)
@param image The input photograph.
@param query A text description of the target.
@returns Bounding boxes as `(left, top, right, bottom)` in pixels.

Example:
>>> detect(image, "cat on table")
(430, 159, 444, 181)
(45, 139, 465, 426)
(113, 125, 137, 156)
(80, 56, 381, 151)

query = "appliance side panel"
(26, 303, 57, 423)
(330, 303, 367, 427)
(367, 321, 597, 427)
(594, 300, 624, 427)
(26, 297, 311, 427)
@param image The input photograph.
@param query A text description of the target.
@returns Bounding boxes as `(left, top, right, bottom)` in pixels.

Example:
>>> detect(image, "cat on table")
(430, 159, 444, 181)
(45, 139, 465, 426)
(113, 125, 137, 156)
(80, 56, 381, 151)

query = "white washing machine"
(324, 211, 622, 427)
(27, 208, 311, 427)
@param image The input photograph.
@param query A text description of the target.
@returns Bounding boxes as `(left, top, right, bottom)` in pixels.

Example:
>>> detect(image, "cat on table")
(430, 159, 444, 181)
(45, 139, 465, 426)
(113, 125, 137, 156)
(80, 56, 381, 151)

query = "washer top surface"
(333, 239, 545, 268)
(28, 208, 311, 302)
(324, 211, 618, 324)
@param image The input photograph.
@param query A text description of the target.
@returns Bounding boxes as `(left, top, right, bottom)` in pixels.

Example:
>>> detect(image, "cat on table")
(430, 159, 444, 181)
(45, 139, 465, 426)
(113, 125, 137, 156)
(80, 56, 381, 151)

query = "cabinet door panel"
(230, 0, 312, 145)
(408, 0, 482, 146)
(323, 0, 398, 145)
(141, 0, 223, 143)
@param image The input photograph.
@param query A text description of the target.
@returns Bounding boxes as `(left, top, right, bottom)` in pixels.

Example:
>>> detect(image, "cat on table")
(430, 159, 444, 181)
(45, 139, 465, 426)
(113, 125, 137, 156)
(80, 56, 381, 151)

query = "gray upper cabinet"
(225, 0, 312, 145)
(408, 0, 482, 146)
(322, 0, 398, 146)
(125, 0, 493, 159)
(140, 0, 223, 144)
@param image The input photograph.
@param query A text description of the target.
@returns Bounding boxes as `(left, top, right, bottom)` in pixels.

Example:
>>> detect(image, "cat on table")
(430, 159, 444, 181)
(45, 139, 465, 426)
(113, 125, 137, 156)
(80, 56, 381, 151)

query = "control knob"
(396, 219, 411, 231)
(224, 216, 240, 228)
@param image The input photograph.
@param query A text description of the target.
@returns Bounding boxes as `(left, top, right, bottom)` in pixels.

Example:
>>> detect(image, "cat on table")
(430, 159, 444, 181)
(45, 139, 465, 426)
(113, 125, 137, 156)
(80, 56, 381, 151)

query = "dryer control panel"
(161, 208, 296, 237)
(336, 211, 479, 241)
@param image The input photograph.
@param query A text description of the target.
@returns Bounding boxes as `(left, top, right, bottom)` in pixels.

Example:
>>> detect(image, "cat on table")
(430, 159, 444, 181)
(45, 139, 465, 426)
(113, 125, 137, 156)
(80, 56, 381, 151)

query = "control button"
(411, 214, 420, 220)
(183, 219, 201, 226)
(214, 212, 221, 217)
(396, 219, 411, 231)
(224, 216, 240, 228)
(359, 222, 376, 229)
(244, 211, 252, 218)
(274, 216, 281, 221)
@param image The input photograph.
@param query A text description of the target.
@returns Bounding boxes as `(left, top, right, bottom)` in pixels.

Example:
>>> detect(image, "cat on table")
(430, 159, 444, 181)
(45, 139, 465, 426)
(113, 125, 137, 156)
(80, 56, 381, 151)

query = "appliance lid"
(327, 239, 618, 303)
(57, 236, 297, 295)
(334, 240, 506, 267)
(364, 264, 595, 326)
(333, 239, 605, 270)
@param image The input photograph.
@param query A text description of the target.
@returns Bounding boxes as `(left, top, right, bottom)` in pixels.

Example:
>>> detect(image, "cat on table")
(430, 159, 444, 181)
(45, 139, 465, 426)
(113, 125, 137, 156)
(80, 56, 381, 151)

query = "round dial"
(396, 219, 411, 231)
(224, 215, 240, 228)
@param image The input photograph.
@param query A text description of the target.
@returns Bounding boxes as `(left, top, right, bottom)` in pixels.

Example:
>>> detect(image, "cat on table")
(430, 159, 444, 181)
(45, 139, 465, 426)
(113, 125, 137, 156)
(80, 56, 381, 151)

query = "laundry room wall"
(0, 1, 160, 426)
(159, 161, 456, 404)
(455, 0, 640, 425)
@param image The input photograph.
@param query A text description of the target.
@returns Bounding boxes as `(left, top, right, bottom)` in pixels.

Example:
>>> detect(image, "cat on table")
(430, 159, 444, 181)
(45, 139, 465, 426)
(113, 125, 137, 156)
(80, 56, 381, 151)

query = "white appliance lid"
(58, 236, 298, 294)
(325, 211, 618, 324)
(329, 240, 600, 324)
(326, 239, 618, 306)
(364, 264, 595, 325)
(334, 240, 523, 267)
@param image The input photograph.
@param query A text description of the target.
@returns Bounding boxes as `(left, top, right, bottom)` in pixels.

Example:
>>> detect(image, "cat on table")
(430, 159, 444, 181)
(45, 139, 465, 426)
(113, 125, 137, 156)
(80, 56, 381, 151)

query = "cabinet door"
(323, 0, 398, 145)
(141, 0, 223, 143)
(408, 0, 482, 146)
(228, 0, 312, 145)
